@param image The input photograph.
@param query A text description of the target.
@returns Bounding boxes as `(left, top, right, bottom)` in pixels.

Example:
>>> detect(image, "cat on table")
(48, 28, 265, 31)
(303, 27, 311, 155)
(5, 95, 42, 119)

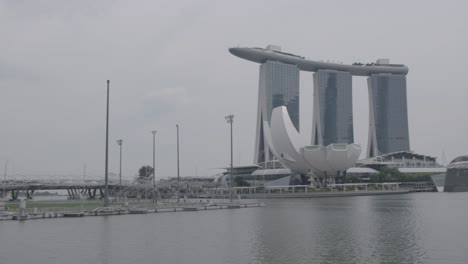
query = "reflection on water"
(254, 197, 420, 264)
(369, 196, 424, 264)
(97, 217, 111, 264)
(1, 193, 468, 264)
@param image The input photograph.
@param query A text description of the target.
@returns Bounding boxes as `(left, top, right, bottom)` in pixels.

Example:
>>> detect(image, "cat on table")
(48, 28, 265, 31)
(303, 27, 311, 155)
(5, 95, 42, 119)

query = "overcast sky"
(1, 0, 467, 180)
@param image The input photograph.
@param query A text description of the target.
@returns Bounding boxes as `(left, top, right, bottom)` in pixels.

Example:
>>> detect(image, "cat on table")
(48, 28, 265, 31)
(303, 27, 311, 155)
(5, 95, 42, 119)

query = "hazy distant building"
(312, 70, 353, 146)
(254, 56, 300, 166)
(367, 73, 410, 157)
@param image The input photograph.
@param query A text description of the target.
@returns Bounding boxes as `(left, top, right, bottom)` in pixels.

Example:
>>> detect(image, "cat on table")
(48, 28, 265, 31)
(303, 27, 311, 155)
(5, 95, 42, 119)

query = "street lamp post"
(104, 80, 110, 207)
(152, 131, 157, 190)
(176, 124, 180, 203)
(2, 160, 7, 199)
(145, 167, 148, 201)
(225, 114, 234, 203)
(116, 139, 123, 200)
(81, 163, 86, 211)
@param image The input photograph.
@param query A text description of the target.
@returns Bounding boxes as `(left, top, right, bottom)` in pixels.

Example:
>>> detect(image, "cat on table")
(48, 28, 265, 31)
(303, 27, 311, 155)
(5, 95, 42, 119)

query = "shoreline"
(0, 189, 413, 222)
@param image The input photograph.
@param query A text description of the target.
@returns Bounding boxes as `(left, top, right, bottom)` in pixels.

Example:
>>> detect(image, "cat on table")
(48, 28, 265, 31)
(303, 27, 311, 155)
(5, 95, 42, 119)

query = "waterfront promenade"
(1, 177, 429, 201)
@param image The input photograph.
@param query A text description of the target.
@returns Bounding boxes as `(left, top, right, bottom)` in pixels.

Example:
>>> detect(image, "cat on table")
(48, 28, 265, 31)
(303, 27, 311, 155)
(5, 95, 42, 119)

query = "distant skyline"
(1, 0, 467, 179)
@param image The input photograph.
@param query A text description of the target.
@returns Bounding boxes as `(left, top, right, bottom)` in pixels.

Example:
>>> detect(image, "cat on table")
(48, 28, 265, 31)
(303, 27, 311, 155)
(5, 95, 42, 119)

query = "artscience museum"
(266, 106, 361, 184)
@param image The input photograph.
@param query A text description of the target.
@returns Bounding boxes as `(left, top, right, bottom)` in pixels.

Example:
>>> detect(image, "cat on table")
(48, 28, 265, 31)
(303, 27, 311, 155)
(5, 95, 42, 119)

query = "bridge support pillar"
(88, 188, 97, 199)
(81, 188, 88, 197)
(26, 190, 34, 199)
(67, 188, 81, 200)
(11, 190, 19, 201)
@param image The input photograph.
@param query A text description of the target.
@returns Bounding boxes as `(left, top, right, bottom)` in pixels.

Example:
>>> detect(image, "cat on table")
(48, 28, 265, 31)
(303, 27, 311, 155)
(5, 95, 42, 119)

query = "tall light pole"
(81, 163, 86, 211)
(225, 114, 234, 203)
(2, 160, 7, 199)
(104, 80, 111, 207)
(176, 124, 180, 203)
(116, 139, 123, 199)
(152, 131, 157, 190)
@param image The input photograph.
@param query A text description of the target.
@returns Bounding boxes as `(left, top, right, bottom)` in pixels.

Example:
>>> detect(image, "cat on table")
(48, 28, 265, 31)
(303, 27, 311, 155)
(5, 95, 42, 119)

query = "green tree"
(370, 167, 402, 182)
(347, 176, 360, 183)
(234, 176, 250, 187)
(137, 165, 154, 182)
(381, 167, 401, 179)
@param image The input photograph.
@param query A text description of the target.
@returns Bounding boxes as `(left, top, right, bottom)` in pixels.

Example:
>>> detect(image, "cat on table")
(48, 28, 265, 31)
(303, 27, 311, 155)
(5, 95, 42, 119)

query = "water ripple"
(1, 194, 468, 263)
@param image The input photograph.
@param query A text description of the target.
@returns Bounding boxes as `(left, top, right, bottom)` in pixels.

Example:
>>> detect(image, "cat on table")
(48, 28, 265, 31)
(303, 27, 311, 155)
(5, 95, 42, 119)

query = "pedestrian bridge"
(0, 177, 219, 200)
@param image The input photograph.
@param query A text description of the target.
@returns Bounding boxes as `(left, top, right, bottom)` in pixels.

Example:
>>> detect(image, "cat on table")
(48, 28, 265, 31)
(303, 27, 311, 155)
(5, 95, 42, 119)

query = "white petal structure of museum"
(266, 106, 362, 177)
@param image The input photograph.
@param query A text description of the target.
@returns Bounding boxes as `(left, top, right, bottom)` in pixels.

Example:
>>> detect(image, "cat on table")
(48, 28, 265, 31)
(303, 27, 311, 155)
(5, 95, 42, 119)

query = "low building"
(351, 151, 445, 190)
(345, 167, 379, 180)
(444, 155, 468, 192)
(356, 151, 441, 170)
(213, 165, 260, 187)
(214, 165, 304, 187)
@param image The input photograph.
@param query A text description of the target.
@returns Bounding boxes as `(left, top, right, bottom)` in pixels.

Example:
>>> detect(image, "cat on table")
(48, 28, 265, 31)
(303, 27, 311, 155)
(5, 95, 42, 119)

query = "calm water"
(1, 193, 468, 264)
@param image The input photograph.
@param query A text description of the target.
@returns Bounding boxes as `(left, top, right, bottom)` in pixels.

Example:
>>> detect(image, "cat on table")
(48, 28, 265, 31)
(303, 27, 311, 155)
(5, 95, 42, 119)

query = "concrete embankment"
(250, 190, 410, 199)
(208, 190, 410, 199)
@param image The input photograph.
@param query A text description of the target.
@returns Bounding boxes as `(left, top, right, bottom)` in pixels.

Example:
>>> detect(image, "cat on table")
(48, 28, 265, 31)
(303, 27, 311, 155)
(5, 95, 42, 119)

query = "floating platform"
(12, 215, 30, 220)
(129, 208, 148, 214)
(63, 212, 85, 217)
(0, 202, 263, 222)
(182, 207, 199, 211)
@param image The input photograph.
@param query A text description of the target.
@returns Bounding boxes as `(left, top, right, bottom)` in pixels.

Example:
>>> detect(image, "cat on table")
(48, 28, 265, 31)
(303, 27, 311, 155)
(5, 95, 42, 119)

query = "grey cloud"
(0, 0, 467, 179)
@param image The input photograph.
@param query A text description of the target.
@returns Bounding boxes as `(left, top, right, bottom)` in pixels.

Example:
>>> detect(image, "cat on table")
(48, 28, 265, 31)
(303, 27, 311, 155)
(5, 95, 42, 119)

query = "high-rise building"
(367, 73, 410, 157)
(254, 60, 300, 166)
(312, 70, 353, 146)
(229, 45, 409, 167)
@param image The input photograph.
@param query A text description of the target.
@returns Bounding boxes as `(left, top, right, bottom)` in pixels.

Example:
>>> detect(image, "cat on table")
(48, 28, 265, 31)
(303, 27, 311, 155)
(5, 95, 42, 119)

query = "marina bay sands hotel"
(229, 45, 410, 167)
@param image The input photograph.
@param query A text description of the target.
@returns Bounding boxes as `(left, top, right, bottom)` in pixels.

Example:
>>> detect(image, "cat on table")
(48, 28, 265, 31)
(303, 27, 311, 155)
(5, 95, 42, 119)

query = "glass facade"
(254, 60, 300, 165)
(263, 61, 300, 128)
(368, 74, 410, 157)
(312, 70, 353, 146)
